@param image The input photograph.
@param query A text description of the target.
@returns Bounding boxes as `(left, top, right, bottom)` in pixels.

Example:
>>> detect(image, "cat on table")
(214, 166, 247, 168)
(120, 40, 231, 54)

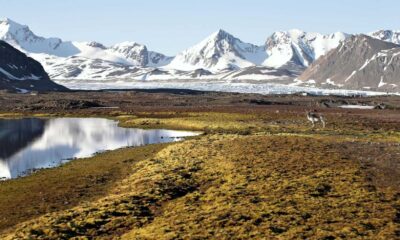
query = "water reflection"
(0, 118, 199, 179)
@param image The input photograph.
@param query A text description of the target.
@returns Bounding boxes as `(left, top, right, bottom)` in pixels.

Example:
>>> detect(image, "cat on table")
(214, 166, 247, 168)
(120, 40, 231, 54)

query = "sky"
(0, 0, 399, 55)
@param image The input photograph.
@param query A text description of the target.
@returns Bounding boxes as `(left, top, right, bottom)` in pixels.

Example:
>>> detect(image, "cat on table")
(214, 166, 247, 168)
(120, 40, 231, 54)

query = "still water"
(0, 118, 199, 179)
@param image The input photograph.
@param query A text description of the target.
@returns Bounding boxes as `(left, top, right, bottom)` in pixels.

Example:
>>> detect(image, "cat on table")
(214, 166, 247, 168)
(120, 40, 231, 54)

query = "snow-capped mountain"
(3, 17, 400, 89)
(0, 18, 80, 57)
(263, 30, 349, 69)
(369, 30, 400, 45)
(167, 29, 267, 72)
(0, 18, 172, 76)
(0, 18, 350, 81)
(168, 29, 349, 73)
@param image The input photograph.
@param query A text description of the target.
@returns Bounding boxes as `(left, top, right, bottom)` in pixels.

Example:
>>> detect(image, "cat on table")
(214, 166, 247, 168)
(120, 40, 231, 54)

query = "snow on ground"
(339, 105, 376, 109)
(14, 88, 29, 93)
(55, 79, 397, 96)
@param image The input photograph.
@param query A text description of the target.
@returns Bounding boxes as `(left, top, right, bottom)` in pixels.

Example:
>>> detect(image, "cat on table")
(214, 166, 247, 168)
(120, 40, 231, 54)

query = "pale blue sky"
(0, 0, 399, 55)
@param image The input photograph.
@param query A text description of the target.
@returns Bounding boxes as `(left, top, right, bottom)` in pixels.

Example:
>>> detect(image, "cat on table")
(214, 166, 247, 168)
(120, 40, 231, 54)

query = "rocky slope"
(298, 35, 400, 91)
(0, 40, 67, 92)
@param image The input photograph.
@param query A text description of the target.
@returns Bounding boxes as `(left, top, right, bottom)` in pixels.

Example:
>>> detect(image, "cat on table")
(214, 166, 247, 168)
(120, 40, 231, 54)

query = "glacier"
(56, 79, 397, 97)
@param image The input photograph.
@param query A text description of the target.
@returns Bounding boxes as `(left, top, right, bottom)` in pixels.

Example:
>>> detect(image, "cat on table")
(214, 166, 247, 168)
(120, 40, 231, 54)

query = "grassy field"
(0, 108, 400, 239)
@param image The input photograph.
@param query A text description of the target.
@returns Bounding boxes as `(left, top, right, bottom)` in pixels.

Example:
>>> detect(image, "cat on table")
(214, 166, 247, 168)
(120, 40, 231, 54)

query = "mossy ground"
(1, 109, 400, 239)
(0, 142, 169, 232)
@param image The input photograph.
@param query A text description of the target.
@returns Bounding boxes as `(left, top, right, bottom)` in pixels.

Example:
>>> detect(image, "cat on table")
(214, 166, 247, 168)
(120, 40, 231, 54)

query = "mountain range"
(0, 18, 351, 81)
(1, 18, 400, 92)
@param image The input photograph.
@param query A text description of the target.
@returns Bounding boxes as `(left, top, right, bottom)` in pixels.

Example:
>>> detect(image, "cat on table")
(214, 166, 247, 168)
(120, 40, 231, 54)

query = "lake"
(0, 118, 199, 179)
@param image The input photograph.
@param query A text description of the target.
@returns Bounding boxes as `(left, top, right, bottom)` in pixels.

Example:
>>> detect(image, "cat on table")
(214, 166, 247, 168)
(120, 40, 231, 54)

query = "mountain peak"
(0, 18, 74, 56)
(370, 29, 395, 37)
(287, 29, 305, 37)
(346, 34, 398, 48)
(268, 29, 305, 38)
(167, 29, 265, 71)
(86, 41, 107, 49)
(209, 29, 235, 41)
(112, 41, 147, 54)
(264, 30, 349, 68)
(214, 28, 229, 34)
(113, 41, 142, 47)
(369, 29, 400, 45)
(0, 18, 30, 36)
(0, 17, 20, 25)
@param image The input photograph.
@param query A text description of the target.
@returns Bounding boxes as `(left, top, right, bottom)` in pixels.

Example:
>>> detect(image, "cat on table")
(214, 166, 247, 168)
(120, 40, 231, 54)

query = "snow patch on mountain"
(0, 67, 41, 81)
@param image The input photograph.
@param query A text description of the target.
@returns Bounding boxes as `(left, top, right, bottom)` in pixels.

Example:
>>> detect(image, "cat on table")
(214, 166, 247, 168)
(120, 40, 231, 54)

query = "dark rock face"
(299, 35, 400, 92)
(0, 40, 68, 92)
(191, 69, 212, 78)
(86, 41, 107, 50)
